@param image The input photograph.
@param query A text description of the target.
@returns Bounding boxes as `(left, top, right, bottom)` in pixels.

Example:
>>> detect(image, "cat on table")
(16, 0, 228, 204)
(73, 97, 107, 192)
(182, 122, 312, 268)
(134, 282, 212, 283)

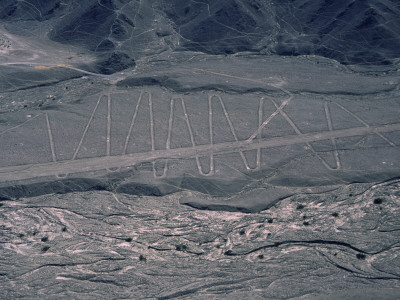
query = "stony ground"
(2, 179, 400, 299)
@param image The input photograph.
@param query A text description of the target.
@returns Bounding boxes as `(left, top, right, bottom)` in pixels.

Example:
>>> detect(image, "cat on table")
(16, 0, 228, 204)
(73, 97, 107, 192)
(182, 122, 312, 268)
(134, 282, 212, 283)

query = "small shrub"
(175, 244, 188, 251)
(139, 255, 146, 262)
(356, 253, 366, 260)
(296, 204, 305, 210)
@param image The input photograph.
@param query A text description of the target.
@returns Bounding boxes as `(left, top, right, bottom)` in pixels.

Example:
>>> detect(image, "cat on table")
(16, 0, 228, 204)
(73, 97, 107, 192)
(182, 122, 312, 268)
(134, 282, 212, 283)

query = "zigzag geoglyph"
(0, 88, 398, 182)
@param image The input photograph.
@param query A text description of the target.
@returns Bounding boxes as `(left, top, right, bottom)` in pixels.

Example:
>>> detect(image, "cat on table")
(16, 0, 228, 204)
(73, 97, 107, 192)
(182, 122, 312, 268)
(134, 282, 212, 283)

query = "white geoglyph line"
(72, 94, 103, 160)
(324, 102, 341, 169)
(270, 98, 340, 171)
(213, 94, 257, 170)
(151, 93, 167, 178)
(106, 94, 111, 156)
(178, 97, 214, 176)
(195, 96, 214, 176)
(255, 97, 263, 169)
(166, 98, 174, 150)
(0, 113, 43, 136)
(45, 113, 57, 163)
(149, 92, 155, 152)
(247, 96, 293, 142)
(122, 91, 147, 155)
(2, 123, 400, 182)
(331, 101, 396, 147)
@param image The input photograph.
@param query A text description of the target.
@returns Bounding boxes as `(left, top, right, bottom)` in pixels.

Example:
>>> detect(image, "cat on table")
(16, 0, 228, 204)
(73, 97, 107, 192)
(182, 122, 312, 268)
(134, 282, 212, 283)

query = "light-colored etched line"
(203, 95, 215, 175)
(111, 193, 133, 211)
(1, 62, 110, 79)
(122, 91, 145, 155)
(150, 94, 167, 178)
(209, 95, 214, 146)
(72, 94, 103, 160)
(332, 101, 396, 147)
(166, 98, 175, 150)
(3, 123, 399, 182)
(247, 96, 293, 142)
(152, 160, 168, 178)
(0, 113, 42, 136)
(45, 113, 57, 162)
(324, 102, 341, 169)
(153, 98, 175, 178)
(180, 97, 196, 147)
(195, 96, 215, 176)
(255, 97, 263, 169)
(106, 94, 111, 156)
(2, 123, 400, 182)
(270, 99, 337, 171)
(149, 92, 155, 152)
(214, 94, 252, 170)
(179, 97, 213, 176)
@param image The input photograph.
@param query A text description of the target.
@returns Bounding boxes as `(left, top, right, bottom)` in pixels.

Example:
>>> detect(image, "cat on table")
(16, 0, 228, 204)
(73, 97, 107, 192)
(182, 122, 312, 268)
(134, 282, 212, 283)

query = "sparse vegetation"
(175, 244, 188, 251)
(139, 255, 147, 262)
(224, 250, 233, 255)
(296, 204, 305, 210)
(356, 253, 366, 260)
(0, 38, 11, 50)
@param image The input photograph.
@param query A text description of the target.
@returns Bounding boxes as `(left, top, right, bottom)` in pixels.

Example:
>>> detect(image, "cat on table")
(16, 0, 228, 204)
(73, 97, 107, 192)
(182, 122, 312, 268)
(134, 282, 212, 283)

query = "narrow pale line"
(324, 102, 341, 169)
(166, 98, 174, 150)
(247, 96, 293, 142)
(180, 97, 196, 147)
(255, 97, 264, 168)
(111, 193, 132, 210)
(149, 92, 155, 152)
(45, 113, 57, 162)
(180, 97, 212, 175)
(190, 67, 274, 86)
(153, 97, 175, 178)
(332, 101, 396, 147)
(150, 93, 167, 178)
(270, 99, 336, 171)
(195, 95, 214, 176)
(216, 94, 250, 169)
(209, 95, 213, 146)
(72, 94, 102, 160)
(106, 94, 111, 156)
(0, 114, 42, 136)
(152, 160, 168, 178)
(122, 91, 144, 155)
